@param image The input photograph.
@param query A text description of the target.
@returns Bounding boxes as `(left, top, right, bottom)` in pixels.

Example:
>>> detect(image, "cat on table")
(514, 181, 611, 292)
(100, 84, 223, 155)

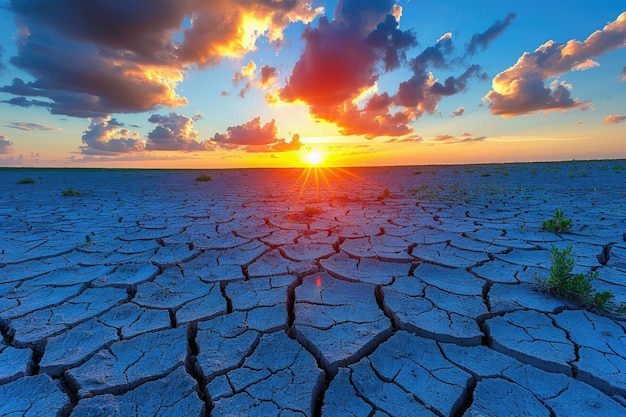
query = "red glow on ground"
(316, 276, 322, 287)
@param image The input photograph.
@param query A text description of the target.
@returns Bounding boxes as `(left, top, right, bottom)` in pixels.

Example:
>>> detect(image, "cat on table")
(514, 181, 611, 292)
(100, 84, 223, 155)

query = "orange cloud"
(603, 114, 626, 124)
(211, 116, 301, 153)
(279, 1, 506, 139)
(485, 12, 626, 117)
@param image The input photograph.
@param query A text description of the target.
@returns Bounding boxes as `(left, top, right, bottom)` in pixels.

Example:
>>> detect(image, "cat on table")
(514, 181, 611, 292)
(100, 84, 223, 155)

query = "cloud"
(620, 66, 626, 81)
(0, 26, 188, 118)
(485, 12, 626, 117)
(4, 122, 62, 131)
(451, 107, 465, 117)
(465, 13, 516, 56)
(230, 61, 279, 97)
(0, 135, 14, 154)
(603, 114, 626, 124)
(279, 1, 505, 139)
(2, 0, 322, 117)
(255, 134, 303, 153)
(259, 65, 279, 89)
(395, 62, 487, 112)
(77, 112, 299, 156)
(211, 116, 302, 152)
(430, 133, 487, 144)
(146, 112, 210, 151)
(280, 1, 416, 120)
(0, 155, 25, 165)
(433, 134, 455, 142)
(572, 59, 600, 71)
(80, 116, 145, 155)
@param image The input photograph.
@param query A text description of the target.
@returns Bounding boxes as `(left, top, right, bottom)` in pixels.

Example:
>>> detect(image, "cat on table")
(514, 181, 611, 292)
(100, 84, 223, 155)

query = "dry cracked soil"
(1, 160, 626, 416)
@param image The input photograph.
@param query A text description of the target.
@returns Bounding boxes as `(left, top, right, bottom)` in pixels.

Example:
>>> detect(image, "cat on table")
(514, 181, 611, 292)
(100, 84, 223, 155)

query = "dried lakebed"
(1, 161, 626, 416)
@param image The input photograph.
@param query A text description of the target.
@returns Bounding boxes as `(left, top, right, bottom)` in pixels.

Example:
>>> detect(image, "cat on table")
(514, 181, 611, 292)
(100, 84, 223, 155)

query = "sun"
(305, 150, 324, 166)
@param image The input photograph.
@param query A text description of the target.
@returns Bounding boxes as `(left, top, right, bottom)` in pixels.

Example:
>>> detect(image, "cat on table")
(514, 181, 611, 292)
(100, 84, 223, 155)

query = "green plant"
(18, 178, 35, 184)
(62, 188, 82, 197)
(195, 174, 212, 182)
(542, 209, 572, 233)
(535, 245, 620, 312)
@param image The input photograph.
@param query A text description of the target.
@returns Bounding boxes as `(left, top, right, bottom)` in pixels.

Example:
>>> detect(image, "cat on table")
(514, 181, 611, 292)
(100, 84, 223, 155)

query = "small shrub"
(62, 188, 82, 197)
(195, 174, 212, 182)
(542, 209, 572, 233)
(535, 245, 619, 312)
(18, 178, 35, 184)
(479, 172, 491, 177)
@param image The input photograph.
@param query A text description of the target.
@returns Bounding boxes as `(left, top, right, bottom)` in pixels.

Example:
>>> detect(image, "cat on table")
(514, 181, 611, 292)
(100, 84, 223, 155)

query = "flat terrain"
(1, 160, 626, 416)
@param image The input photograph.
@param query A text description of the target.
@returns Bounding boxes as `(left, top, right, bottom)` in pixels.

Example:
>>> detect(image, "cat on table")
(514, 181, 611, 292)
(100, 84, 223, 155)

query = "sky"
(0, 0, 624, 169)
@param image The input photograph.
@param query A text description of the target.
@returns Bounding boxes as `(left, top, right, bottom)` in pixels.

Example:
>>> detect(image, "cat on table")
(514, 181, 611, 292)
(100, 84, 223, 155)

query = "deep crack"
(186, 322, 211, 416)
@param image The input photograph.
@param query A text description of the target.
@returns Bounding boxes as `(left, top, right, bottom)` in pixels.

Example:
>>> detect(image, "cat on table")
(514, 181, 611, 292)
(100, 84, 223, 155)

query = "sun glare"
(305, 150, 324, 166)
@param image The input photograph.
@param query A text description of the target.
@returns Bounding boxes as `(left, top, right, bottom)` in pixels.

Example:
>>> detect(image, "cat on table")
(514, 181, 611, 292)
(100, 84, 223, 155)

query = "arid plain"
(1, 160, 625, 416)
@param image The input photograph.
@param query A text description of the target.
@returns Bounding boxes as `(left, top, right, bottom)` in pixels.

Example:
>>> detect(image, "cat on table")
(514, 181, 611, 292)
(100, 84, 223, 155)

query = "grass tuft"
(18, 178, 36, 184)
(195, 174, 212, 182)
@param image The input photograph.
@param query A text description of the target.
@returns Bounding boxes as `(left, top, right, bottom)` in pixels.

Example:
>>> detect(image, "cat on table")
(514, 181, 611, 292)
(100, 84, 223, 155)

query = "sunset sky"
(0, 0, 624, 168)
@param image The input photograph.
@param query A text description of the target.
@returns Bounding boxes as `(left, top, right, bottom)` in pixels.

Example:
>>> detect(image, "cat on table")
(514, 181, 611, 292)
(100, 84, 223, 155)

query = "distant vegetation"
(195, 174, 212, 182)
(61, 188, 82, 197)
(17, 178, 35, 184)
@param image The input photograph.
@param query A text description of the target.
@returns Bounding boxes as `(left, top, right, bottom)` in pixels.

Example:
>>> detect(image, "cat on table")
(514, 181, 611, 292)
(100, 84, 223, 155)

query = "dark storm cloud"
(2, 0, 321, 117)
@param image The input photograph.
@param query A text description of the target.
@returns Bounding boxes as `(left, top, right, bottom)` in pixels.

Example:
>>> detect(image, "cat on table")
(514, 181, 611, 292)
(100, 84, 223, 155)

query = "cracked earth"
(1, 161, 626, 416)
